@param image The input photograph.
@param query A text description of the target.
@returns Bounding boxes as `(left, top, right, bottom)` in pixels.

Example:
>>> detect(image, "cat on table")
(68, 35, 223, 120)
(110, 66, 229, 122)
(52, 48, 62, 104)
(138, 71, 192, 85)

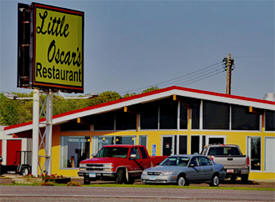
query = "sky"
(0, 0, 274, 99)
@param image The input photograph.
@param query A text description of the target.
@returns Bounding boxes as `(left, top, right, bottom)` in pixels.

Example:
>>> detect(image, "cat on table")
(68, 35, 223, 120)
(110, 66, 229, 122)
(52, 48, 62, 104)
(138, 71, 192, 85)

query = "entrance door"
(162, 136, 176, 156)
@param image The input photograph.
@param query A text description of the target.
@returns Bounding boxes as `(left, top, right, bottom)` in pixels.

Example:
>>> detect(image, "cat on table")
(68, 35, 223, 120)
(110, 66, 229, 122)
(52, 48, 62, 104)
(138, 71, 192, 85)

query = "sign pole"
(45, 90, 53, 175)
(32, 88, 40, 177)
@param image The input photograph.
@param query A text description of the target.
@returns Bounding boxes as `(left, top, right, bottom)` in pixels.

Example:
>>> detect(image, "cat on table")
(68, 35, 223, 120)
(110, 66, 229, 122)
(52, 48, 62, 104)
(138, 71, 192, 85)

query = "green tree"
(142, 86, 159, 93)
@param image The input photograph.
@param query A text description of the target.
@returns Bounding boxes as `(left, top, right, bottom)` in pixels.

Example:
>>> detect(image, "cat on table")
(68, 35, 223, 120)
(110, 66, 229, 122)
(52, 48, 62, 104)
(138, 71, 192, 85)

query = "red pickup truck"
(78, 145, 167, 184)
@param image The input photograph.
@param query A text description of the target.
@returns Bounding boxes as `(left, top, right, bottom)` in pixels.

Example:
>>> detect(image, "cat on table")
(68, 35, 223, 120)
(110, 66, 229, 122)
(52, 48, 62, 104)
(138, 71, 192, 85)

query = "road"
(0, 185, 274, 202)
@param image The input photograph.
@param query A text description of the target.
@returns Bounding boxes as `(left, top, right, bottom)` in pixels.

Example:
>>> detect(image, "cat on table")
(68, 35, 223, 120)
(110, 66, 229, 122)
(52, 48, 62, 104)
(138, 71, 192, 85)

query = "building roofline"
(4, 86, 275, 134)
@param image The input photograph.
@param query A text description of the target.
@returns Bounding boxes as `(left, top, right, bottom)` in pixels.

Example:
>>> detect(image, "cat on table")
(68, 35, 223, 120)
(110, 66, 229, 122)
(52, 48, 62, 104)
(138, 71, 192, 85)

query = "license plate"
(149, 176, 156, 180)
(89, 173, 96, 178)
(227, 169, 234, 173)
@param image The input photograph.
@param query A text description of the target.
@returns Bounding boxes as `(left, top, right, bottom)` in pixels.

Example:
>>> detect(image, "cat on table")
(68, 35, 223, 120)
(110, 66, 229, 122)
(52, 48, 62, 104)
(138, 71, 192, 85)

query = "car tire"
(230, 176, 237, 182)
(116, 169, 126, 184)
(210, 174, 219, 187)
(126, 177, 135, 184)
(177, 175, 188, 186)
(241, 174, 249, 183)
(21, 167, 30, 176)
(84, 176, 90, 185)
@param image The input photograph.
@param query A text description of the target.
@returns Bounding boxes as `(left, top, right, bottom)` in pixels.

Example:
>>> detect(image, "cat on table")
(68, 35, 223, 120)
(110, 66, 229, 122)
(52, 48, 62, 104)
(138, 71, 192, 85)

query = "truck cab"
(78, 145, 166, 184)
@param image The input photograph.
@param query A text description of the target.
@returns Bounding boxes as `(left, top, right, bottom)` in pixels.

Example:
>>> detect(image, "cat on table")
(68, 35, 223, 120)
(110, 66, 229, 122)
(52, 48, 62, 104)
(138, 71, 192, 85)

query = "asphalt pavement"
(0, 185, 274, 202)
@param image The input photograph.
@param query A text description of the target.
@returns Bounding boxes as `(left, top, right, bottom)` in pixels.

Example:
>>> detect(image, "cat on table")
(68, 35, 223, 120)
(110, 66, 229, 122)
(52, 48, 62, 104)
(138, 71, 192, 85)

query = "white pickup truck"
(201, 144, 250, 182)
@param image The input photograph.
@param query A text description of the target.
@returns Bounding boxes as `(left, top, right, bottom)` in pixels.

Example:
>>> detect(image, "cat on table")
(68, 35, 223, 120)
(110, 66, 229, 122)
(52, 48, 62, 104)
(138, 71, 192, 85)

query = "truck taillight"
(246, 156, 250, 167)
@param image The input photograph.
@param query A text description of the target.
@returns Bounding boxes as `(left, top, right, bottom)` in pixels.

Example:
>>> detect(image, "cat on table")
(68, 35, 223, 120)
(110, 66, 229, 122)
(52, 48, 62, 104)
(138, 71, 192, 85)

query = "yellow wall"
(42, 113, 275, 180)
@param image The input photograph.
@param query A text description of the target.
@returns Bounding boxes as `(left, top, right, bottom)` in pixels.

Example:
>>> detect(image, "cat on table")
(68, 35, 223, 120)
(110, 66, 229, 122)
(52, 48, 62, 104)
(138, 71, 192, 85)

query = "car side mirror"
(189, 163, 195, 167)
(130, 154, 136, 160)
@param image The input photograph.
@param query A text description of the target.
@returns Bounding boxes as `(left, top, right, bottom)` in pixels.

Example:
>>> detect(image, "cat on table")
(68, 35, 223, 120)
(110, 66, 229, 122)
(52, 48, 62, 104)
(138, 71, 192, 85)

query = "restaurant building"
(4, 86, 275, 180)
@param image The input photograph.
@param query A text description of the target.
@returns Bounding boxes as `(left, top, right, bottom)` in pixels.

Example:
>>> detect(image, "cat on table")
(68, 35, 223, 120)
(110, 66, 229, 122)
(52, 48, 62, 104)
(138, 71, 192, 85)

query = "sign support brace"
(32, 89, 53, 177)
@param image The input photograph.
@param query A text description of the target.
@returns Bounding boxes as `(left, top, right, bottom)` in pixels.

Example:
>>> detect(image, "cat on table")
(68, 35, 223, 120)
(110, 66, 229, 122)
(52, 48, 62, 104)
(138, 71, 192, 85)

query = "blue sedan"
(141, 154, 226, 186)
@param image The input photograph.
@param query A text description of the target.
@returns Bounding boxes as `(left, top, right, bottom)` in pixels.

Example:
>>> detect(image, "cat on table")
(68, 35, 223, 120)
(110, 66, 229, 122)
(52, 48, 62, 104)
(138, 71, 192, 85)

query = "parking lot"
(0, 174, 274, 189)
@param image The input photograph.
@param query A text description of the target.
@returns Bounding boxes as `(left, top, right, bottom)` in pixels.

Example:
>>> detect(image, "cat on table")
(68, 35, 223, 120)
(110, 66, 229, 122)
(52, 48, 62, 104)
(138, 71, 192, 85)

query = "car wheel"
(116, 169, 126, 184)
(177, 175, 188, 186)
(84, 176, 90, 185)
(210, 174, 219, 187)
(230, 176, 237, 182)
(241, 174, 249, 183)
(126, 177, 135, 184)
(21, 167, 29, 176)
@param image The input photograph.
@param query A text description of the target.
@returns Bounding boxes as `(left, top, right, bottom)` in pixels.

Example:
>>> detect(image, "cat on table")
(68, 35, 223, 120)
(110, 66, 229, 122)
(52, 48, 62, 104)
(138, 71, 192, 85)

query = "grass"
(2, 181, 274, 191)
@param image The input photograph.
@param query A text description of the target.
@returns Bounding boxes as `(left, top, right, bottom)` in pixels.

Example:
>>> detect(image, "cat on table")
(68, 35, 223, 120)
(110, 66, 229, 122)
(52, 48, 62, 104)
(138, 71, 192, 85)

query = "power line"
(119, 61, 224, 95)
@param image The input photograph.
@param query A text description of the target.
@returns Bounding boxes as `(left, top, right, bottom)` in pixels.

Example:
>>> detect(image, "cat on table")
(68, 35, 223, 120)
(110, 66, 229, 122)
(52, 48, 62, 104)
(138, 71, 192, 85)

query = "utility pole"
(223, 53, 234, 94)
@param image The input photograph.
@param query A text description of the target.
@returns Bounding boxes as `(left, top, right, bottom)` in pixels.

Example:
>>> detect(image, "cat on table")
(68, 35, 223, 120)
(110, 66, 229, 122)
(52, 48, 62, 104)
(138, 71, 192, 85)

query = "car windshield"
(96, 147, 129, 158)
(208, 147, 241, 156)
(159, 156, 190, 166)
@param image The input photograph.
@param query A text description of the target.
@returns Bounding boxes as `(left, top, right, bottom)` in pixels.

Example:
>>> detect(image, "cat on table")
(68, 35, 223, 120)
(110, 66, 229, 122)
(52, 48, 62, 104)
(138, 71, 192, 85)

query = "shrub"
(41, 181, 55, 186)
(67, 181, 81, 186)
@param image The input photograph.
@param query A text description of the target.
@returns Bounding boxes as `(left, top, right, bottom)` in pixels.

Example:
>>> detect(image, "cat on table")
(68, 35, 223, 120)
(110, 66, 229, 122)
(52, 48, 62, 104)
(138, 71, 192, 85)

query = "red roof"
(4, 86, 275, 132)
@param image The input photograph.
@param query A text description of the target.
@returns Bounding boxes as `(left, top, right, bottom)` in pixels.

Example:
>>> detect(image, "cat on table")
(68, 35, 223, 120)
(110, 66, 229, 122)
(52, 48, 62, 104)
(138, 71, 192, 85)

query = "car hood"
(80, 157, 126, 164)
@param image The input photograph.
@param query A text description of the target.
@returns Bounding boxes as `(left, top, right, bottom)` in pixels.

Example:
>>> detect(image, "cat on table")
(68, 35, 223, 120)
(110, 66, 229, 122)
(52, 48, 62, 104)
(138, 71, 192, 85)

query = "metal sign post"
(44, 90, 53, 175)
(32, 89, 40, 177)
(31, 89, 53, 177)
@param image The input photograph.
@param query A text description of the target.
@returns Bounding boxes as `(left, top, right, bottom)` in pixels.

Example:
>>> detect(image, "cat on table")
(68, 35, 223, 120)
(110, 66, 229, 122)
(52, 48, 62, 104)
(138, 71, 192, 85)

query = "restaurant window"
(139, 135, 147, 147)
(60, 136, 90, 168)
(140, 103, 158, 129)
(191, 136, 200, 154)
(179, 135, 187, 154)
(115, 136, 136, 145)
(203, 100, 229, 130)
(191, 101, 200, 130)
(116, 112, 136, 130)
(60, 120, 90, 131)
(232, 105, 259, 130)
(265, 110, 275, 131)
(92, 136, 136, 155)
(93, 113, 114, 131)
(160, 99, 178, 129)
(180, 102, 188, 129)
(98, 136, 114, 151)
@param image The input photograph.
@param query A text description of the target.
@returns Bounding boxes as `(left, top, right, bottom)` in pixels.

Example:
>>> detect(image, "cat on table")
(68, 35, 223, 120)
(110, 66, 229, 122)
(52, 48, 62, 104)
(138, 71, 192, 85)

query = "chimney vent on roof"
(264, 93, 275, 101)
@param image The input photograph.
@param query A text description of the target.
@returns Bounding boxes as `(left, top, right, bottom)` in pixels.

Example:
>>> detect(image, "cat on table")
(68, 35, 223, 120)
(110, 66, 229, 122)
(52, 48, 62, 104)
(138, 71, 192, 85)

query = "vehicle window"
(96, 147, 129, 158)
(199, 156, 211, 166)
(189, 157, 198, 166)
(160, 157, 177, 166)
(130, 147, 141, 159)
(226, 147, 241, 155)
(208, 147, 241, 156)
(139, 147, 148, 159)
(178, 157, 189, 167)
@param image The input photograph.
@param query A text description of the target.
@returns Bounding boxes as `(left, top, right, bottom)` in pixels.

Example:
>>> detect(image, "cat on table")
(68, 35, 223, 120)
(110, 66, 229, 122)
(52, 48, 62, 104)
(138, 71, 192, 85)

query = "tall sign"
(18, 3, 84, 93)
(17, 3, 84, 177)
